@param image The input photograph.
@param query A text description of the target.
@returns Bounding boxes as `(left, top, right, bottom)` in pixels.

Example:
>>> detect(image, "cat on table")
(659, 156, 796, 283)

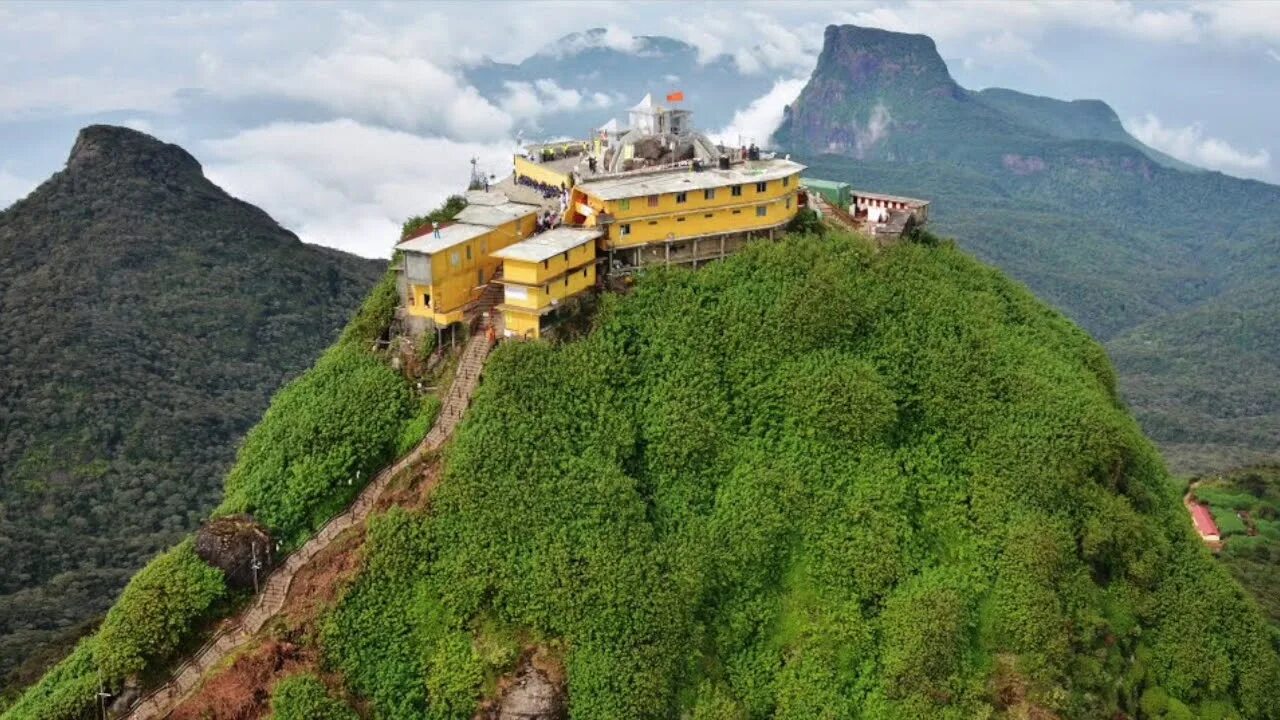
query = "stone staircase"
(123, 329, 499, 720)
(809, 191, 861, 234)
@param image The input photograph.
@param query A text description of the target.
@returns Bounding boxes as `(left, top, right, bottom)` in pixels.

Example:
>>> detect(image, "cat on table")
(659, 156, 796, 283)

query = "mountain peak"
(66, 124, 203, 184)
(815, 24, 957, 92)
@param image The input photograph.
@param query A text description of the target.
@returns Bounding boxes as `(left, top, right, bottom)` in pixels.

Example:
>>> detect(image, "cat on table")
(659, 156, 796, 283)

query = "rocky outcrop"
(491, 655, 566, 720)
(194, 515, 274, 590)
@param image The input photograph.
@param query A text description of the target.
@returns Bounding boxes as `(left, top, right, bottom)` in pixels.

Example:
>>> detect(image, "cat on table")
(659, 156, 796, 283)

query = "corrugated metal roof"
(395, 223, 493, 254)
(454, 202, 539, 227)
(490, 227, 602, 263)
(851, 188, 930, 207)
(577, 159, 806, 201)
(1189, 503, 1220, 537)
(801, 178, 851, 190)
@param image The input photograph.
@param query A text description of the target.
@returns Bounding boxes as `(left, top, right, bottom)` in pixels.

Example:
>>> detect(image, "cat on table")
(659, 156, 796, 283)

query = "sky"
(1, 0, 1278, 258)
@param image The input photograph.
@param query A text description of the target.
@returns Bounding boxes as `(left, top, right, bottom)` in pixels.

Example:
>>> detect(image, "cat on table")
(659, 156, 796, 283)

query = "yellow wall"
(502, 309, 542, 339)
(501, 262, 596, 340)
(514, 156, 572, 190)
(502, 263, 596, 311)
(576, 170, 801, 248)
(402, 212, 537, 325)
(502, 242, 595, 285)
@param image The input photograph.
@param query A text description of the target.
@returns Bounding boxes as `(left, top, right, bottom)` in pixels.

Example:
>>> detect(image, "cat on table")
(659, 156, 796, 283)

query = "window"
(562, 251, 569, 262)
(782, 175, 790, 187)
(785, 197, 792, 209)
(704, 188, 715, 200)
(620, 223, 632, 236)
(423, 293, 431, 307)
(755, 181, 768, 193)
(564, 276, 569, 286)
(732, 209, 741, 215)
(756, 205, 768, 217)
(676, 192, 687, 204)
(648, 220, 658, 225)
(731, 184, 742, 197)
(543, 259, 549, 269)
(450, 251, 460, 267)
(466, 245, 472, 261)
(676, 216, 686, 222)
(619, 198, 631, 211)
(647, 194, 659, 207)
(582, 268, 588, 277)
(704, 213, 713, 219)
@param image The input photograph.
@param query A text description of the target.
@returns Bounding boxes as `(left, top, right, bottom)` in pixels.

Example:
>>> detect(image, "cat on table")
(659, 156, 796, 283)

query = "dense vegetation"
(0, 125, 384, 690)
(324, 232, 1280, 719)
(0, 262, 417, 719)
(1192, 466, 1280, 631)
(401, 194, 468, 240)
(268, 673, 357, 720)
(779, 24, 1280, 475)
(215, 343, 412, 547)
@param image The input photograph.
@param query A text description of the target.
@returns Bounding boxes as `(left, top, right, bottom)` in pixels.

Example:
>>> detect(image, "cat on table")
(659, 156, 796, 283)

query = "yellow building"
(395, 201, 538, 327)
(491, 227, 602, 339)
(569, 158, 806, 270)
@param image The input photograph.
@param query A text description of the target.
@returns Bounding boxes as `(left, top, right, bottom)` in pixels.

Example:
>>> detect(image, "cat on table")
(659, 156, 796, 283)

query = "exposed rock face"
(66, 124, 204, 184)
(483, 654, 567, 720)
(194, 515, 275, 590)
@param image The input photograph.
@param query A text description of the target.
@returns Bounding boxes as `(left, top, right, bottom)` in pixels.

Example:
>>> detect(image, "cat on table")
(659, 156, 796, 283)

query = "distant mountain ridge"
(778, 24, 1280, 473)
(0, 125, 384, 691)
(465, 28, 775, 139)
(776, 24, 1187, 171)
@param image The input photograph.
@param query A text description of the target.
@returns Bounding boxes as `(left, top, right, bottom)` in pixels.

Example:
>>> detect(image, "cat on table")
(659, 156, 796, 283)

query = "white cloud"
(709, 77, 808, 148)
(834, 1, 1200, 45)
(665, 10, 824, 74)
(0, 74, 179, 118)
(203, 120, 518, 258)
(0, 170, 36, 211)
(236, 53, 511, 141)
(1196, 1, 1280, 45)
(1126, 113, 1271, 176)
(500, 78, 617, 124)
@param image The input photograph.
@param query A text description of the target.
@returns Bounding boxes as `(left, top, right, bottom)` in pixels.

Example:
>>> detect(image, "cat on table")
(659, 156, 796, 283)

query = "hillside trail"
(123, 316, 499, 720)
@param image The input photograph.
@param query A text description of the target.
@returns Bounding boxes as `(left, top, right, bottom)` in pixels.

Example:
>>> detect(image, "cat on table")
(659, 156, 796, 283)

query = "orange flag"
(666, 91, 684, 103)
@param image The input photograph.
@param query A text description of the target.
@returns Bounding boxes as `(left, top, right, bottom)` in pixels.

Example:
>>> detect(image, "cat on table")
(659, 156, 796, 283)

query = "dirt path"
(123, 329, 496, 720)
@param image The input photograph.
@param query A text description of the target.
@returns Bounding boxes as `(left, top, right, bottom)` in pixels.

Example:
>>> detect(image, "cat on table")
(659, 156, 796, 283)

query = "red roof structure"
(1189, 503, 1220, 538)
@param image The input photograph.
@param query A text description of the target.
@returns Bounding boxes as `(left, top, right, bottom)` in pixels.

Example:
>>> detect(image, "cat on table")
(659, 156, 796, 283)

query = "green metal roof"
(800, 178, 851, 190)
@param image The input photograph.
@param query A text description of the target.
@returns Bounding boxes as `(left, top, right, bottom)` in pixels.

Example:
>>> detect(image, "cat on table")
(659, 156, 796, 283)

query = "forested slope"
(0, 125, 384, 692)
(324, 232, 1280, 719)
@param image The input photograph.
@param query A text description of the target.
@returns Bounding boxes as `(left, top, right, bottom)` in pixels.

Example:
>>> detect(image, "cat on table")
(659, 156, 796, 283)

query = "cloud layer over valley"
(3, 1, 1280, 257)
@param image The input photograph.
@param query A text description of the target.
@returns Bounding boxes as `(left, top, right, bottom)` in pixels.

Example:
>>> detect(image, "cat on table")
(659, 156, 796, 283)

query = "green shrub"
(338, 268, 399, 350)
(269, 673, 356, 720)
(95, 540, 226, 681)
(0, 639, 98, 720)
(1212, 508, 1248, 537)
(396, 396, 442, 456)
(402, 195, 467, 240)
(786, 207, 824, 235)
(1196, 487, 1257, 512)
(217, 346, 412, 546)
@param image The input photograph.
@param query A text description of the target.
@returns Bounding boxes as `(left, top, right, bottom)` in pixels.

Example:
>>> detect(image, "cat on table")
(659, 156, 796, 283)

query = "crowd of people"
(515, 173, 563, 199)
